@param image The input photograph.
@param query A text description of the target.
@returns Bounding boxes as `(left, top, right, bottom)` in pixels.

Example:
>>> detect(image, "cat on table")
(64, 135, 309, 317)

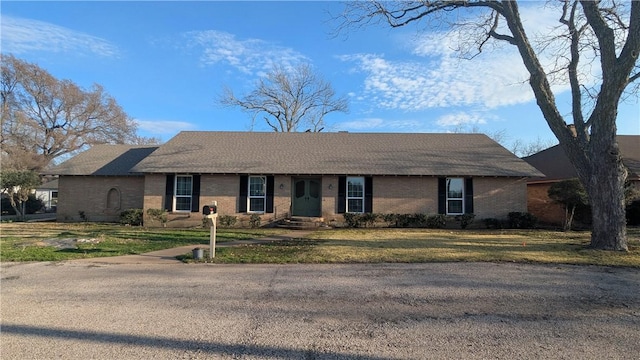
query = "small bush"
(394, 214, 426, 228)
(249, 214, 261, 228)
(382, 213, 446, 228)
(507, 212, 538, 229)
(26, 194, 44, 214)
(412, 213, 429, 227)
(120, 208, 143, 226)
(381, 213, 397, 226)
(343, 213, 380, 228)
(456, 213, 475, 229)
(219, 215, 238, 227)
(361, 213, 379, 227)
(147, 208, 168, 226)
(1, 195, 44, 215)
(483, 218, 503, 229)
(426, 214, 446, 228)
(393, 214, 412, 227)
(343, 213, 362, 228)
(0, 198, 15, 215)
(627, 199, 640, 226)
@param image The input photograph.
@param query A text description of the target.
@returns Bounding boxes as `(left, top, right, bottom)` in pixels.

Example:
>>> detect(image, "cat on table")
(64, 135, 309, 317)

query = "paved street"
(1, 261, 639, 359)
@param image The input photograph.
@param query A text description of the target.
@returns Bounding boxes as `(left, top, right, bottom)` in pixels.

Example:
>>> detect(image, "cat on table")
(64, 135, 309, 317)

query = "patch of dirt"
(39, 238, 101, 249)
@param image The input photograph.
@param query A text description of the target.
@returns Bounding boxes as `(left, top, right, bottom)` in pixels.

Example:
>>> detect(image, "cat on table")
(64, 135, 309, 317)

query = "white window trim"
(446, 177, 464, 215)
(346, 176, 365, 214)
(248, 175, 266, 213)
(173, 175, 193, 212)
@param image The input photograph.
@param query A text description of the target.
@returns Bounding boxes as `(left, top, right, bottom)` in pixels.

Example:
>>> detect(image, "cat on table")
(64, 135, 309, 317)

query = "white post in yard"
(208, 201, 218, 259)
(210, 214, 217, 259)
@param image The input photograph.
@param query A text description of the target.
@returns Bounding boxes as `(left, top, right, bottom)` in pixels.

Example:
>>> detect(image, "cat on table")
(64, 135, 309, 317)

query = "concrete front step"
(278, 217, 326, 230)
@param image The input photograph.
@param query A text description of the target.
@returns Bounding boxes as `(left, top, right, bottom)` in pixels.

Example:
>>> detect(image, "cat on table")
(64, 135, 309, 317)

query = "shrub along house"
(126, 131, 541, 227)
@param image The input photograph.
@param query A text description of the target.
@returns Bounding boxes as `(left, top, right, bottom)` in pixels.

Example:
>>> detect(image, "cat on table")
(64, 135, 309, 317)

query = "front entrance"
(291, 178, 322, 217)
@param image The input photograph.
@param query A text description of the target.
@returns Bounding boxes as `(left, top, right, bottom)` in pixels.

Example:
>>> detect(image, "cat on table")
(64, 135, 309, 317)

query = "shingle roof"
(523, 135, 640, 181)
(130, 131, 542, 177)
(44, 145, 158, 176)
(37, 179, 58, 190)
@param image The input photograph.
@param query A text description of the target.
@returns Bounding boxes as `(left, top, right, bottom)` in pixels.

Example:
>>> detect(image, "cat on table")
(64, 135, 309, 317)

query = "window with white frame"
(248, 176, 266, 212)
(446, 177, 464, 215)
(346, 177, 365, 213)
(174, 175, 193, 211)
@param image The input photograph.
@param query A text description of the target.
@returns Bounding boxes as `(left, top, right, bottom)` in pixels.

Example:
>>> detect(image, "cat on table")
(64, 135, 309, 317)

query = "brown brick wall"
(57, 176, 145, 222)
(57, 174, 530, 226)
(374, 177, 528, 219)
(527, 183, 565, 225)
(144, 174, 296, 227)
(373, 177, 438, 214)
(199, 175, 293, 227)
(142, 174, 530, 227)
(473, 177, 529, 219)
(322, 176, 339, 220)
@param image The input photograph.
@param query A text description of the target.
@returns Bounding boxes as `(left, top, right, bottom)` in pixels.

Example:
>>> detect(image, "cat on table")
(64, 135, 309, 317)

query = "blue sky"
(2, 1, 638, 149)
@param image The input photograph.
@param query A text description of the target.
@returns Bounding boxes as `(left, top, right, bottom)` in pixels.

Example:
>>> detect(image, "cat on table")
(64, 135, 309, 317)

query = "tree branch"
(487, 10, 516, 45)
(564, 0, 587, 137)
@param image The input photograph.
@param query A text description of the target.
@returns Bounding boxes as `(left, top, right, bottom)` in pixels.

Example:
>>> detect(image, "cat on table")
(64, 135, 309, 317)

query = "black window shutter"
(437, 177, 446, 214)
(164, 174, 175, 211)
(364, 177, 373, 213)
(239, 175, 248, 213)
(464, 178, 474, 214)
(266, 176, 274, 213)
(191, 175, 201, 212)
(337, 176, 346, 214)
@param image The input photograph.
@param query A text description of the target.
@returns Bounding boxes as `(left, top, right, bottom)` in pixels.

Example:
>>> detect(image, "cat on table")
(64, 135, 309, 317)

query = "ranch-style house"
(46, 131, 543, 227)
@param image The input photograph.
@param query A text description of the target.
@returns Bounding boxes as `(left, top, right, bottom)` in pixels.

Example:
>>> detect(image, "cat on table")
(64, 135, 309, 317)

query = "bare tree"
(1, 54, 146, 171)
(510, 136, 558, 157)
(336, 1, 639, 251)
(220, 63, 348, 132)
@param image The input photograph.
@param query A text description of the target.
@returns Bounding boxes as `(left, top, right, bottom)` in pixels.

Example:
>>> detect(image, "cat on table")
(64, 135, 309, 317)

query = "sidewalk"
(71, 230, 314, 265)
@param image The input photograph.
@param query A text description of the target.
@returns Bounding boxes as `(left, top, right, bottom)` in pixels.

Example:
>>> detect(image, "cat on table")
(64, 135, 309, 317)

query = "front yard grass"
(0, 222, 287, 262)
(1, 223, 638, 267)
(198, 227, 639, 267)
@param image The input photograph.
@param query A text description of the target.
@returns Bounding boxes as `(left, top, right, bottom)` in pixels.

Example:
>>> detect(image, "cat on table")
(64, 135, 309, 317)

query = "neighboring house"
(34, 179, 58, 212)
(45, 145, 158, 222)
(44, 131, 541, 227)
(523, 135, 640, 225)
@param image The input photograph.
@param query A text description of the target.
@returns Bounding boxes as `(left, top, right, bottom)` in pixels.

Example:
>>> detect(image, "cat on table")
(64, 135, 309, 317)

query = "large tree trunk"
(581, 139, 628, 251)
(565, 121, 629, 251)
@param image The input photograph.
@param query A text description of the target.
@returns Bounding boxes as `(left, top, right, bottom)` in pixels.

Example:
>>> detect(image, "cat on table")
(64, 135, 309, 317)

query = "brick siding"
(144, 174, 530, 228)
(57, 176, 145, 222)
(527, 183, 566, 226)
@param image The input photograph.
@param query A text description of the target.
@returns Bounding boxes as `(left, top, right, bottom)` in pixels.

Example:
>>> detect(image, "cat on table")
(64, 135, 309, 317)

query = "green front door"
(292, 178, 321, 217)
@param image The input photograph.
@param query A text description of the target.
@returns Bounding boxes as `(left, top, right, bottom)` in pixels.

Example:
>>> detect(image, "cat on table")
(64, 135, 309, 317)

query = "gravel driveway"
(1, 261, 639, 359)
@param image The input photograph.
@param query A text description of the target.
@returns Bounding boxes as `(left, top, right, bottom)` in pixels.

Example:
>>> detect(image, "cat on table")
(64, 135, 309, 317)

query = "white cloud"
(338, 117, 434, 132)
(339, 118, 385, 130)
(135, 119, 196, 135)
(339, 3, 597, 113)
(341, 48, 534, 112)
(0, 15, 119, 58)
(436, 112, 487, 127)
(185, 30, 308, 75)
